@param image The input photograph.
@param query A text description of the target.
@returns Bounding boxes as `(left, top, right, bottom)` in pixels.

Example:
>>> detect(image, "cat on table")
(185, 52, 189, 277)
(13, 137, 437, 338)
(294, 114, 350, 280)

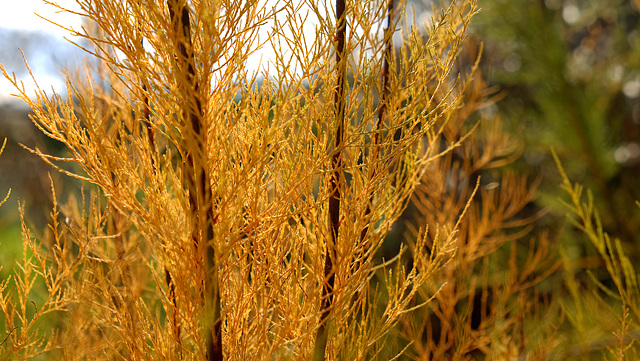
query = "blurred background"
(0, 0, 85, 277)
(471, 0, 640, 265)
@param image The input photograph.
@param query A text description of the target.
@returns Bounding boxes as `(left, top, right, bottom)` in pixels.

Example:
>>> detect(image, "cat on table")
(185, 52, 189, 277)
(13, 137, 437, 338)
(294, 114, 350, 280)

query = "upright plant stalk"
(92, 19, 135, 331)
(137, 15, 181, 345)
(166, 1, 221, 360)
(315, 0, 347, 358)
(142, 82, 155, 155)
(357, 0, 395, 267)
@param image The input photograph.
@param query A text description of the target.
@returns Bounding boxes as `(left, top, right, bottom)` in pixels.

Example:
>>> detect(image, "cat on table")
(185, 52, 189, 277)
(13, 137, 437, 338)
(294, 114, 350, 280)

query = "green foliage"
(472, 0, 640, 247)
(553, 150, 640, 359)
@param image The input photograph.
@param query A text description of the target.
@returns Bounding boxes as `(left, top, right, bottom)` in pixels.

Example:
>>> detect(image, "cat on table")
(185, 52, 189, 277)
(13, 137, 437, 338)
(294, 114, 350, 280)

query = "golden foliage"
(0, 0, 532, 360)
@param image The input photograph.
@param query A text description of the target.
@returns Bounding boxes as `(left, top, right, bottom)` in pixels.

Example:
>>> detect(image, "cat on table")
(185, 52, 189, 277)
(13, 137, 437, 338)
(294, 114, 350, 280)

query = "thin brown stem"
(142, 84, 155, 160)
(315, 0, 347, 359)
(164, 269, 180, 342)
(357, 0, 395, 267)
(166, 1, 221, 360)
(138, 19, 181, 346)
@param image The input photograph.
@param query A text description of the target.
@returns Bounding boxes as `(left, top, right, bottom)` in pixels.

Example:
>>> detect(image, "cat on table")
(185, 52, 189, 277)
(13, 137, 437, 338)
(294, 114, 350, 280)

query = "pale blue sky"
(0, 0, 83, 102)
(1, 0, 431, 103)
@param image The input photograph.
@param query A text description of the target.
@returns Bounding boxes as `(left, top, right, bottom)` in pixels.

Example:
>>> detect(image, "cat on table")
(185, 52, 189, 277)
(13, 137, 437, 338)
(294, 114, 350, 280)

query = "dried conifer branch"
(357, 0, 395, 271)
(135, 10, 181, 346)
(314, 0, 348, 357)
(166, 0, 220, 359)
(0, 0, 490, 360)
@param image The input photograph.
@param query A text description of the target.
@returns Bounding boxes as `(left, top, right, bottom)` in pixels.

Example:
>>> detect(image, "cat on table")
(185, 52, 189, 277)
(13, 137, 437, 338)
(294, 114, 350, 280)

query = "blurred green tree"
(472, 0, 640, 255)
